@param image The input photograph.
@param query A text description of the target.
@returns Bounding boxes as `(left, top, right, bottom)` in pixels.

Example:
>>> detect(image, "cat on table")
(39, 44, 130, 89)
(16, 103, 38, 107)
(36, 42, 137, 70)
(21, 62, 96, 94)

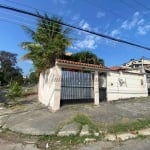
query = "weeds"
(104, 118, 150, 134)
(73, 114, 98, 132)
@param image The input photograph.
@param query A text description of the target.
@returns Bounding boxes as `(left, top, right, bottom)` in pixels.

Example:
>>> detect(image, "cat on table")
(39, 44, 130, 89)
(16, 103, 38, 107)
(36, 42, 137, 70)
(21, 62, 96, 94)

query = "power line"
(0, 10, 83, 36)
(0, 17, 76, 43)
(0, 10, 104, 49)
(0, 16, 100, 48)
(3, 0, 142, 44)
(14, 0, 142, 47)
(4, 0, 127, 34)
(0, 4, 150, 51)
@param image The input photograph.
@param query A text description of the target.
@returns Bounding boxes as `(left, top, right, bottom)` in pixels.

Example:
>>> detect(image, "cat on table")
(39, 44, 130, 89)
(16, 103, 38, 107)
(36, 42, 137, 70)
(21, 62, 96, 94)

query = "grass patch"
(138, 134, 146, 139)
(105, 118, 150, 134)
(73, 114, 98, 132)
(38, 134, 102, 150)
(38, 135, 87, 150)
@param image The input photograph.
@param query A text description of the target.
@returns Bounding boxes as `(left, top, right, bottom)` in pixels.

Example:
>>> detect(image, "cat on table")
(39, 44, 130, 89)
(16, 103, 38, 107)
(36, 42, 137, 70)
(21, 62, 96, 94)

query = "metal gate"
(60, 69, 94, 105)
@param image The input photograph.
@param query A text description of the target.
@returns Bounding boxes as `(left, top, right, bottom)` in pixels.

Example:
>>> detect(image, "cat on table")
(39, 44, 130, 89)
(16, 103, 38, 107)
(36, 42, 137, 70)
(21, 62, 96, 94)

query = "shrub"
(7, 81, 23, 99)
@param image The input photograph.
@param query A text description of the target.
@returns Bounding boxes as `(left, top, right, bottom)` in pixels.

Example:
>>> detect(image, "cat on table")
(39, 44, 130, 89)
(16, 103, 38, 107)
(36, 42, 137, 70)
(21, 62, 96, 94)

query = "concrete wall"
(107, 71, 148, 101)
(38, 65, 61, 112)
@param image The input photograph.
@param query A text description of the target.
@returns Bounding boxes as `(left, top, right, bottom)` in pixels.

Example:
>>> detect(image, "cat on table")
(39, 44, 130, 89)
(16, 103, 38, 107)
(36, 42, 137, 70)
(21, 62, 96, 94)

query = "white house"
(122, 58, 150, 94)
(107, 67, 148, 101)
(38, 59, 148, 112)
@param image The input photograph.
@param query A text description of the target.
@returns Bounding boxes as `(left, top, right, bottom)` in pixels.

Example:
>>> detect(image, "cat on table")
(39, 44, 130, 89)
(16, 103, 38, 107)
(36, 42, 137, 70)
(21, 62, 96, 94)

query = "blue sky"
(0, 0, 150, 75)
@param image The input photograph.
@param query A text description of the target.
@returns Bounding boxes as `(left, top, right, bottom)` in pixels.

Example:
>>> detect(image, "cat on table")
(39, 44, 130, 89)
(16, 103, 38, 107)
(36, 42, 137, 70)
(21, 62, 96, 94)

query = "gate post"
(51, 65, 62, 112)
(94, 71, 99, 105)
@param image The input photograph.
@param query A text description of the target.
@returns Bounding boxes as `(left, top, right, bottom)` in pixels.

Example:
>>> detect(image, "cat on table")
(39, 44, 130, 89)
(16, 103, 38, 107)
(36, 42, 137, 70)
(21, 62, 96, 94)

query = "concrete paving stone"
(105, 133, 137, 141)
(104, 134, 116, 141)
(94, 132, 99, 136)
(24, 139, 37, 144)
(72, 141, 114, 150)
(0, 107, 4, 110)
(58, 122, 80, 136)
(5, 108, 75, 135)
(2, 123, 7, 129)
(84, 138, 96, 143)
(72, 137, 150, 150)
(0, 143, 40, 150)
(0, 108, 13, 116)
(4, 110, 58, 135)
(0, 115, 8, 127)
(80, 125, 90, 136)
(138, 128, 150, 136)
(116, 133, 137, 141)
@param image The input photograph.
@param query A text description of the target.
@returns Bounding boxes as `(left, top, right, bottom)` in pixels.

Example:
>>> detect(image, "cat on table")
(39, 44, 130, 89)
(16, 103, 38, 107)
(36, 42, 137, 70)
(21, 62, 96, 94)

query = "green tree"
(72, 51, 104, 65)
(0, 51, 23, 85)
(28, 71, 38, 84)
(21, 14, 72, 74)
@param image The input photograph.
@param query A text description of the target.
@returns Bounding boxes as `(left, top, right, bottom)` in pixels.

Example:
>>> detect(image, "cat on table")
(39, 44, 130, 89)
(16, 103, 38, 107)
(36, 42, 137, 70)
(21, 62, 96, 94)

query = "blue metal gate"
(60, 69, 94, 105)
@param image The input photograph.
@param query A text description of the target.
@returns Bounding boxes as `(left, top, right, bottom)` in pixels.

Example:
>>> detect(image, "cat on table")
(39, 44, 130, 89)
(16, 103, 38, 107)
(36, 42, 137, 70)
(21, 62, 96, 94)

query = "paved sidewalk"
(0, 138, 40, 150)
(0, 96, 150, 135)
(71, 137, 150, 150)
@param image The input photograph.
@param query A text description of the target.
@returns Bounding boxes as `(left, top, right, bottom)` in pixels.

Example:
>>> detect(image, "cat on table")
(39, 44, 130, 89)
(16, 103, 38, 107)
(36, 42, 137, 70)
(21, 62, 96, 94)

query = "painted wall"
(107, 71, 148, 101)
(38, 65, 61, 111)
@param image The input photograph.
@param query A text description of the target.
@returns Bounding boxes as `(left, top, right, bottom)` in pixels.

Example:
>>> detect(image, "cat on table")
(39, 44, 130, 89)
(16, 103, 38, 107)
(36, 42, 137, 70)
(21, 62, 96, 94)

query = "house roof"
(56, 59, 108, 70)
(111, 66, 127, 71)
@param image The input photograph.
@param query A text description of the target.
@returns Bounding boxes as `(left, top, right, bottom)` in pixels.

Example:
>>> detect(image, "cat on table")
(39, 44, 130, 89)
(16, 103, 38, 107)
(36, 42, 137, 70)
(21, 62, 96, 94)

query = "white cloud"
(73, 34, 101, 50)
(134, 11, 140, 17)
(79, 20, 91, 30)
(72, 14, 80, 22)
(110, 29, 120, 37)
(73, 20, 101, 49)
(137, 25, 150, 35)
(137, 19, 144, 25)
(96, 11, 105, 18)
(119, 11, 150, 35)
(121, 11, 140, 30)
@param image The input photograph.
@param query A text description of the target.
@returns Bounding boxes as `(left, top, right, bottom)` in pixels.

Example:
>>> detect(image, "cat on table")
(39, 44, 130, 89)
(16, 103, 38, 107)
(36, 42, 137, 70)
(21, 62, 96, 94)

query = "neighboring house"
(108, 66, 148, 101)
(38, 59, 148, 112)
(122, 58, 150, 69)
(122, 58, 150, 94)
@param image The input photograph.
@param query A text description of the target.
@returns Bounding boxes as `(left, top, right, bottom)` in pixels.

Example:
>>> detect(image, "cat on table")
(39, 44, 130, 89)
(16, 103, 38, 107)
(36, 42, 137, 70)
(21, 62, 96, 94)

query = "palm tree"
(72, 51, 104, 65)
(21, 14, 72, 73)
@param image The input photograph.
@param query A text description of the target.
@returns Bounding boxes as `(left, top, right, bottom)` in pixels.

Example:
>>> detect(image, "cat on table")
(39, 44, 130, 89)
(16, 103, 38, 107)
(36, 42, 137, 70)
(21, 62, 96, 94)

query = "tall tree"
(72, 51, 104, 65)
(0, 51, 23, 85)
(21, 14, 72, 73)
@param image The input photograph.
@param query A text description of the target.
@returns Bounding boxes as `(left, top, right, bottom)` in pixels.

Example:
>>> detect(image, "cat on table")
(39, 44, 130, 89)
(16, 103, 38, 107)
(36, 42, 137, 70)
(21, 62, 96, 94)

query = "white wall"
(38, 65, 61, 111)
(107, 71, 148, 101)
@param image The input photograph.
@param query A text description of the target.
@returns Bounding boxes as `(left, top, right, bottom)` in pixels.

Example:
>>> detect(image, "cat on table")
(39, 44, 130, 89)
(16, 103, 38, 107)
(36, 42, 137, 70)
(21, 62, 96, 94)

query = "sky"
(0, 0, 150, 75)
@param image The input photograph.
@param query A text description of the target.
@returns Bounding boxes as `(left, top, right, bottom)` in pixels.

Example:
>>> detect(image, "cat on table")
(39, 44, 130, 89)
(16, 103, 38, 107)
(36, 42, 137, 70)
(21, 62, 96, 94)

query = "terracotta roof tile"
(56, 59, 105, 69)
(111, 66, 127, 71)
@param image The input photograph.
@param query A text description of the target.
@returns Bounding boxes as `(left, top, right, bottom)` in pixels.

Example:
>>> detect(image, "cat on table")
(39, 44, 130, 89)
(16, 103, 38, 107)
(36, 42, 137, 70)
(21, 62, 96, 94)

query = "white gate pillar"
(94, 71, 99, 105)
(51, 65, 62, 112)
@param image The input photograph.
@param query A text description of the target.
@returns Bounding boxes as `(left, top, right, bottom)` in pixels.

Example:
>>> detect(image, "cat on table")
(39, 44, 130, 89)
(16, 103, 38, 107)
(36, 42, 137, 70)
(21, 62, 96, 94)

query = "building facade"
(122, 58, 150, 94)
(38, 59, 148, 112)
